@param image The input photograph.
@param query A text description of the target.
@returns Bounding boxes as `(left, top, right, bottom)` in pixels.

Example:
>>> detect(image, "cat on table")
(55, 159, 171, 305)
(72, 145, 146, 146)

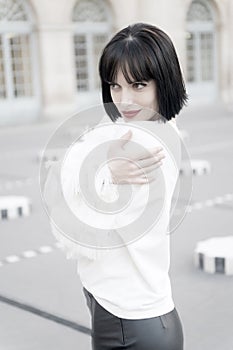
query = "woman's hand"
(107, 130, 165, 185)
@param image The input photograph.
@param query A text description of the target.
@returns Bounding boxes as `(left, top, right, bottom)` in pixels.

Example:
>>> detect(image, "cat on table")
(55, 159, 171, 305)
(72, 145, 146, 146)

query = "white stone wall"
(17, 0, 233, 121)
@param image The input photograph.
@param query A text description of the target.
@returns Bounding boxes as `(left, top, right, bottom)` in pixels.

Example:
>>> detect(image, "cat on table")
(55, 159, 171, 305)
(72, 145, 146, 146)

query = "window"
(73, 34, 88, 91)
(186, 0, 215, 83)
(0, 0, 28, 21)
(93, 34, 108, 90)
(72, 0, 111, 93)
(0, 0, 34, 100)
(200, 32, 213, 81)
(0, 36, 6, 98)
(187, 0, 213, 22)
(186, 32, 195, 82)
(10, 34, 33, 97)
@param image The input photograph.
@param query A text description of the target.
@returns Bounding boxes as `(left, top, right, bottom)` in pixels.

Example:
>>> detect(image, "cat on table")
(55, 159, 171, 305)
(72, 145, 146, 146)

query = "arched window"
(0, 0, 36, 99)
(0, 0, 40, 124)
(186, 0, 216, 84)
(72, 0, 112, 93)
(187, 0, 213, 22)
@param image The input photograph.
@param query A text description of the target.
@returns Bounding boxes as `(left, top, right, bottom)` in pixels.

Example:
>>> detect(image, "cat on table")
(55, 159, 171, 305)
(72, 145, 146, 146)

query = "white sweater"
(45, 118, 181, 319)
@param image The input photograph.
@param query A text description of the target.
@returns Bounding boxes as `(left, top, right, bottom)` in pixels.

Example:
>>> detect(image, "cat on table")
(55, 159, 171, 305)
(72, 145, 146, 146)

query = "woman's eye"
(132, 82, 147, 89)
(109, 83, 120, 90)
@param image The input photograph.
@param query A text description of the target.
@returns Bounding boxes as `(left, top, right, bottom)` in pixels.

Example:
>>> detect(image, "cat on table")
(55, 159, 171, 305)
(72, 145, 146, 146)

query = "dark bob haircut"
(99, 23, 188, 122)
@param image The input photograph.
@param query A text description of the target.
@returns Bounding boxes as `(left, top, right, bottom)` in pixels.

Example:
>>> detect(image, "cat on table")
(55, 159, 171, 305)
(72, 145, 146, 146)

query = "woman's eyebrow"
(106, 79, 149, 84)
(129, 79, 149, 83)
(106, 81, 118, 84)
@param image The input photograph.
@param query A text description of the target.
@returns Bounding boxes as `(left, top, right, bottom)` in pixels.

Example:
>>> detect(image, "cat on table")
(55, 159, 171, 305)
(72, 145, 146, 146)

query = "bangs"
(101, 40, 154, 84)
(99, 23, 188, 122)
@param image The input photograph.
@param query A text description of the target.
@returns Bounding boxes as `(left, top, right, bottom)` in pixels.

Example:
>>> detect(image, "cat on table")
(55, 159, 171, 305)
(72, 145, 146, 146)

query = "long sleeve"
(43, 138, 119, 261)
(43, 120, 181, 261)
(111, 120, 181, 237)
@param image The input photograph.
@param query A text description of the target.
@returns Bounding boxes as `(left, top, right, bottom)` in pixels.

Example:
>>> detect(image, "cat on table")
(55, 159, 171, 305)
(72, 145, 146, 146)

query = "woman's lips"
(122, 110, 141, 118)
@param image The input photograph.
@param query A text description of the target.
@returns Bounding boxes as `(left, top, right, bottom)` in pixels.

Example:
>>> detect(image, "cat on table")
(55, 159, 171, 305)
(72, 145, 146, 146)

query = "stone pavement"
(0, 102, 233, 350)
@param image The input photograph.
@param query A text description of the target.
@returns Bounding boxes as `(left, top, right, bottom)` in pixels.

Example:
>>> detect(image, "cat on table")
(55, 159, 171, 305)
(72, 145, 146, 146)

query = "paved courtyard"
(0, 102, 233, 350)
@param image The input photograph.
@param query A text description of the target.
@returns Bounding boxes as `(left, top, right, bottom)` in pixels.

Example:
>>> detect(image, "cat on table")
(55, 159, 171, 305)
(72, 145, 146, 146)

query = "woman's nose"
(120, 88, 133, 104)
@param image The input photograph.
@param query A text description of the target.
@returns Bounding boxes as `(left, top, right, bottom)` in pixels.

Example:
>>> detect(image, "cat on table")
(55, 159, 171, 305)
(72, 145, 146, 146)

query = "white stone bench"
(194, 236, 233, 275)
(0, 196, 31, 220)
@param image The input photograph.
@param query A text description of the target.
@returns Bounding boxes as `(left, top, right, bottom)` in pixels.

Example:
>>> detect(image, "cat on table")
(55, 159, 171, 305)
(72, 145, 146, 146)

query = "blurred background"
(0, 0, 233, 349)
(1, 0, 233, 124)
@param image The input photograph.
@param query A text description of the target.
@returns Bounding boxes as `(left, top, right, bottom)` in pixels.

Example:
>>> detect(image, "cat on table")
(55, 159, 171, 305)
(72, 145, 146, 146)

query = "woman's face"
(109, 69, 159, 122)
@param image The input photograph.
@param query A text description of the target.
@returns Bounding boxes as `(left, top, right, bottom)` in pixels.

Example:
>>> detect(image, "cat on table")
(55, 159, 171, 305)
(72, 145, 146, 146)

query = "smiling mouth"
(122, 110, 141, 118)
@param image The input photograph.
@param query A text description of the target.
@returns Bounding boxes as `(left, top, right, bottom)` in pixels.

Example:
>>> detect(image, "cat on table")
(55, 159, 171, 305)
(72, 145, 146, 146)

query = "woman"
(47, 22, 187, 350)
(81, 23, 187, 350)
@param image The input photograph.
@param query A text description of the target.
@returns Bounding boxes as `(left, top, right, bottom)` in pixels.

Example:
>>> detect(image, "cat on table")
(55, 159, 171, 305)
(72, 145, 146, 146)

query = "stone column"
(32, 0, 76, 120)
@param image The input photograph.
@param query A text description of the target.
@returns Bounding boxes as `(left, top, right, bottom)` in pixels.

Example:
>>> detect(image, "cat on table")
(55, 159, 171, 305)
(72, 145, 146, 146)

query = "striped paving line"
(186, 193, 233, 213)
(0, 242, 63, 268)
(174, 193, 233, 216)
(0, 177, 34, 191)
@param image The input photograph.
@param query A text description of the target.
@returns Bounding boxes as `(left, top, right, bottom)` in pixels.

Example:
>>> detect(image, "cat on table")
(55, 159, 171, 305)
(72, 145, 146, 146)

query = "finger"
(151, 146, 164, 154)
(120, 170, 159, 184)
(144, 161, 163, 175)
(139, 153, 165, 168)
(133, 161, 163, 177)
(132, 146, 163, 161)
(131, 173, 157, 184)
(107, 131, 132, 157)
(132, 153, 165, 170)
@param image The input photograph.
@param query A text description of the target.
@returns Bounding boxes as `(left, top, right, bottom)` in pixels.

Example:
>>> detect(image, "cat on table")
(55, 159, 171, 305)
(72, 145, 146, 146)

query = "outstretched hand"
(107, 130, 165, 185)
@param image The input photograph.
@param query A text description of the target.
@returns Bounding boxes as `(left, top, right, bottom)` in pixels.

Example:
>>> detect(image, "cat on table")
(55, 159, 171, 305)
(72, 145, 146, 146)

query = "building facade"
(0, 0, 233, 125)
